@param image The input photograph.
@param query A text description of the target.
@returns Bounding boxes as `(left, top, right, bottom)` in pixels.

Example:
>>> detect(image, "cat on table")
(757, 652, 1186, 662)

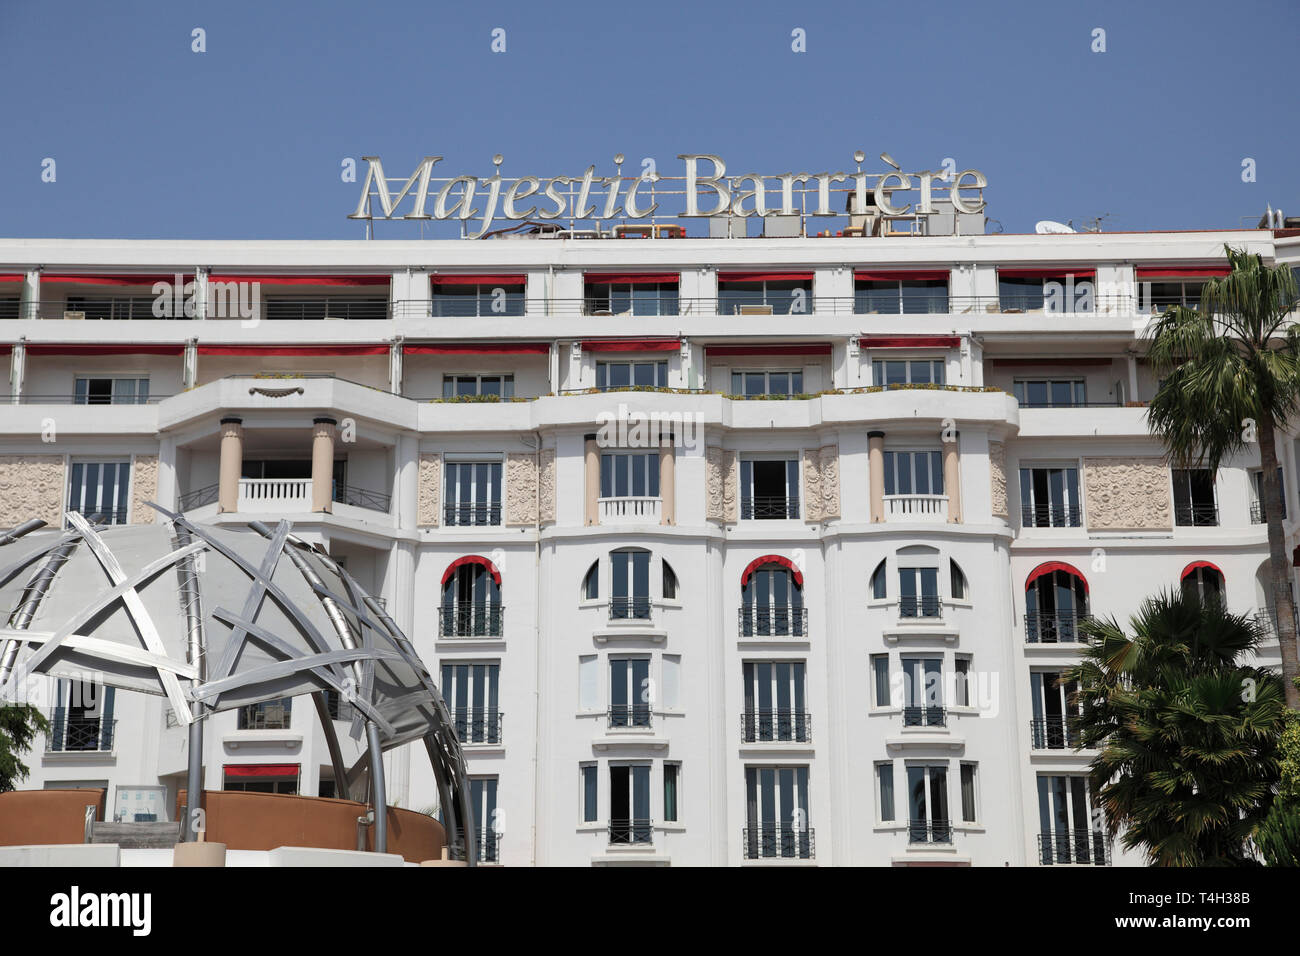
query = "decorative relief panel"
(706, 447, 738, 523)
(802, 448, 822, 522)
(818, 444, 840, 520)
(0, 455, 65, 527)
(130, 454, 159, 524)
(506, 452, 539, 526)
(989, 441, 1007, 518)
(417, 453, 441, 527)
(1083, 457, 1172, 530)
(538, 448, 556, 524)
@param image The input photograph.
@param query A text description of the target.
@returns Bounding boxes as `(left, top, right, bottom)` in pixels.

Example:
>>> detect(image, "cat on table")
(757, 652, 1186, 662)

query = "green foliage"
(0, 705, 50, 793)
(1254, 713, 1300, 865)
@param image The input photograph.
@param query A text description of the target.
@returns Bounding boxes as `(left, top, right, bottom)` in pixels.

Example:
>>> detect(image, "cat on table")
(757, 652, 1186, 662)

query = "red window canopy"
(25, 343, 185, 356)
(998, 268, 1096, 280)
(441, 555, 501, 587)
(0, 274, 25, 283)
(223, 764, 299, 778)
(41, 273, 192, 286)
(196, 344, 388, 356)
(986, 358, 1115, 368)
(430, 274, 526, 287)
(741, 555, 803, 588)
(207, 274, 389, 286)
(860, 335, 961, 349)
(1026, 561, 1088, 594)
(404, 342, 549, 355)
(1135, 265, 1230, 279)
(717, 271, 814, 283)
(1181, 560, 1224, 581)
(853, 270, 949, 282)
(583, 272, 680, 285)
(582, 337, 679, 352)
(706, 343, 832, 357)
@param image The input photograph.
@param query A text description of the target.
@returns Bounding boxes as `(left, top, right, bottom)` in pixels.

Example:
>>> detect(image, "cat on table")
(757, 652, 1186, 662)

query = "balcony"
(884, 494, 949, 521)
(451, 710, 503, 746)
(333, 484, 392, 513)
(443, 502, 502, 527)
(740, 495, 800, 520)
(46, 714, 116, 753)
(737, 605, 808, 638)
(438, 605, 504, 639)
(608, 598, 652, 621)
(477, 828, 501, 863)
(1024, 611, 1090, 644)
(1030, 717, 1079, 750)
(1174, 503, 1218, 527)
(598, 496, 661, 524)
(742, 825, 815, 860)
(902, 706, 946, 728)
(908, 819, 953, 844)
(899, 596, 943, 620)
(741, 710, 812, 744)
(608, 819, 653, 845)
(607, 705, 652, 729)
(1021, 505, 1082, 529)
(237, 478, 311, 512)
(1250, 501, 1285, 524)
(1037, 829, 1110, 865)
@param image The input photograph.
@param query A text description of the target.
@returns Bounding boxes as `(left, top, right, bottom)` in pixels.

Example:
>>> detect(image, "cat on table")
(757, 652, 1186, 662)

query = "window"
(581, 764, 598, 823)
(871, 359, 945, 386)
(440, 561, 502, 637)
(1030, 670, 1079, 750)
(1025, 568, 1089, 643)
(719, 278, 812, 315)
(731, 369, 804, 397)
(470, 777, 500, 862)
(609, 657, 651, 727)
(600, 452, 660, 499)
(442, 374, 515, 398)
(609, 764, 652, 844)
(998, 276, 1092, 313)
(596, 360, 667, 391)
(1019, 465, 1082, 528)
(954, 655, 972, 707)
(65, 294, 159, 321)
(1037, 775, 1106, 864)
(444, 460, 502, 526)
(1182, 564, 1224, 602)
(67, 460, 131, 525)
(741, 562, 804, 636)
(585, 281, 678, 317)
(582, 561, 599, 601)
(1251, 467, 1287, 523)
(1012, 379, 1086, 408)
(883, 450, 944, 496)
(907, 764, 951, 843)
(440, 663, 501, 744)
(262, 296, 387, 321)
(663, 763, 680, 823)
(877, 762, 896, 822)
(662, 560, 678, 600)
(871, 654, 891, 707)
(578, 655, 598, 711)
(49, 680, 115, 753)
(1171, 468, 1217, 526)
(611, 549, 651, 619)
(744, 766, 812, 859)
(871, 560, 887, 599)
(949, 560, 967, 600)
(1146, 280, 1204, 311)
(740, 458, 800, 519)
(237, 698, 292, 730)
(0, 297, 20, 320)
(74, 376, 150, 405)
(901, 657, 944, 726)
(856, 279, 948, 314)
(960, 763, 979, 824)
(431, 280, 525, 317)
(743, 661, 809, 742)
(898, 566, 940, 618)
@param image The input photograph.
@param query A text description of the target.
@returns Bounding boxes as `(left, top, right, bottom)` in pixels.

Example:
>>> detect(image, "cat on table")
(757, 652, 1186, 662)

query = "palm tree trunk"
(1257, 414, 1300, 709)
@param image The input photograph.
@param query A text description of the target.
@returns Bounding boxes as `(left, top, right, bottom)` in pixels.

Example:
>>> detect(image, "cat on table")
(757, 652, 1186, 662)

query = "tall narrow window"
(581, 764, 598, 823)
(609, 657, 651, 727)
(906, 764, 951, 844)
(662, 560, 678, 600)
(1037, 774, 1106, 865)
(743, 766, 812, 859)
(1019, 465, 1082, 528)
(960, 763, 978, 824)
(440, 561, 502, 637)
(898, 566, 940, 618)
(883, 450, 944, 496)
(950, 560, 968, 600)
(742, 661, 809, 743)
(440, 663, 501, 745)
(66, 460, 131, 525)
(582, 561, 599, 601)
(871, 560, 888, 600)
(663, 763, 680, 823)
(877, 762, 895, 822)
(609, 765, 652, 844)
(901, 657, 945, 726)
(1251, 467, 1287, 523)
(871, 654, 891, 708)
(741, 563, 804, 637)
(740, 458, 800, 519)
(1171, 469, 1217, 526)
(444, 460, 503, 526)
(1030, 670, 1079, 750)
(470, 777, 500, 862)
(1025, 568, 1089, 643)
(954, 655, 972, 707)
(611, 549, 651, 619)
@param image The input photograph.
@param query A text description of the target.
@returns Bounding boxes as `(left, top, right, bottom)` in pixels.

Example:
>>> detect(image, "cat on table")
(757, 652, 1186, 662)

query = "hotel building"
(3, 213, 1298, 866)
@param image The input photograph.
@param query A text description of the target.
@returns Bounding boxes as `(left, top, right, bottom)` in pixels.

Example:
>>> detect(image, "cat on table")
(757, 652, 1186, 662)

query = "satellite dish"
(1035, 220, 1076, 234)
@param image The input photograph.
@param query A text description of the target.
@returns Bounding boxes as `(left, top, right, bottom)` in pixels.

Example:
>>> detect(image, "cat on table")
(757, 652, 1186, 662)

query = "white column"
(157, 437, 178, 512)
(9, 338, 25, 404)
(22, 270, 39, 320)
(389, 336, 404, 395)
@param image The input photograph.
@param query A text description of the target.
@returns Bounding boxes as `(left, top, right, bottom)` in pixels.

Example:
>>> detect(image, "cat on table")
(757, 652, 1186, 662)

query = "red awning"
(853, 270, 949, 282)
(0, 274, 25, 283)
(998, 267, 1096, 279)
(441, 555, 502, 587)
(986, 358, 1115, 368)
(207, 274, 389, 286)
(40, 273, 190, 286)
(741, 555, 804, 588)
(860, 335, 961, 349)
(25, 344, 185, 356)
(1025, 561, 1088, 594)
(223, 764, 299, 778)
(429, 274, 526, 286)
(1135, 266, 1230, 279)
(717, 271, 814, 283)
(1181, 560, 1224, 581)
(705, 343, 832, 357)
(583, 272, 680, 285)
(582, 338, 679, 352)
(404, 342, 550, 355)
(196, 344, 388, 356)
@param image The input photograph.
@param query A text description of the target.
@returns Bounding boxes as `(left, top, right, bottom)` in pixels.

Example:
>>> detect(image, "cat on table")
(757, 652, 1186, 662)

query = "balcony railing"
(450, 710, 503, 745)
(608, 597, 652, 621)
(443, 502, 502, 527)
(260, 298, 390, 321)
(65, 507, 128, 526)
(1037, 829, 1111, 865)
(902, 705, 946, 728)
(1173, 503, 1219, 527)
(47, 714, 116, 753)
(741, 710, 811, 743)
(178, 483, 219, 511)
(740, 495, 800, 520)
(1030, 716, 1080, 750)
(0, 392, 168, 405)
(884, 494, 949, 521)
(899, 596, 943, 619)
(1253, 608, 1299, 642)
(477, 828, 502, 863)
(1024, 611, 1091, 644)
(334, 484, 391, 513)
(737, 605, 808, 638)
(438, 605, 504, 638)
(238, 478, 311, 512)
(742, 825, 815, 860)
(583, 295, 680, 317)
(607, 705, 652, 729)
(1021, 504, 1083, 528)
(908, 819, 953, 844)
(608, 819, 653, 845)
(598, 496, 661, 524)
(1250, 501, 1286, 523)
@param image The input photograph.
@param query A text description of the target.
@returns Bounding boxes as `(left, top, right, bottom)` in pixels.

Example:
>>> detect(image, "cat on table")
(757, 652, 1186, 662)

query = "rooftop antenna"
(1082, 213, 1112, 233)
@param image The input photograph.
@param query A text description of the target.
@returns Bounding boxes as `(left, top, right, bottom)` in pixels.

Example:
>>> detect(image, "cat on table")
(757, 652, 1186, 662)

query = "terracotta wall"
(0, 788, 106, 846)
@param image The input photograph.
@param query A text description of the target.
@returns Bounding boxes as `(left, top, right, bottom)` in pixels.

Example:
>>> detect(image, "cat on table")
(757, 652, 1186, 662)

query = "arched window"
(662, 560, 678, 600)
(871, 559, 887, 600)
(611, 548, 651, 619)
(1025, 562, 1088, 643)
(950, 560, 968, 601)
(440, 556, 502, 637)
(582, 560, 599, 601)
(897, 545, 941, 619)
(1180, 561, 1224, 602)
(741, 556, 804, 637)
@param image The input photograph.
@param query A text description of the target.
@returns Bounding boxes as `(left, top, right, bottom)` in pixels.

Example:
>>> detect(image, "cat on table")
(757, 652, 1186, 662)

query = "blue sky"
(1, 0, 1295, 239)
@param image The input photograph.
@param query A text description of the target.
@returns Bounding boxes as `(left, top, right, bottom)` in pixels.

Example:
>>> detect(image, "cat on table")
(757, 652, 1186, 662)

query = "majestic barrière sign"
(349, 154, 987, 237)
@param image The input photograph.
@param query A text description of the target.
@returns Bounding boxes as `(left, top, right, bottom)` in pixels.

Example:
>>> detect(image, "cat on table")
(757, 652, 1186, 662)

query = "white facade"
(3, 227, 1298, 866)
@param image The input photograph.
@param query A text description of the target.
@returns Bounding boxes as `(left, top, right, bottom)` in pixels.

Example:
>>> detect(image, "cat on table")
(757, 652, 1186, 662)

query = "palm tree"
(1066, 590, 1286, 866)
(1144, 246, 1300, 707)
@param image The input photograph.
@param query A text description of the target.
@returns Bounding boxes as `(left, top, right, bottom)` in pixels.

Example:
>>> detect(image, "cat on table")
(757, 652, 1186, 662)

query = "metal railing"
(260, 298, 389, 321)
(477, 829, 502, 863)
(1173, 503, 1219, 527)
(443, 502, 502, 526)
(1037, 829, 1111, 865)
(1254, 608, 1299, 642)
(333, 484, 391, 513)
(607, 705, 652, 729)
(0, 393, 168, 405)
(608, 819, 653, 845)
(450, 710, 503, 745)
(178, 483, 219, 511)
(908, 819, 953, 844)
(608, 597, 652, 621)
(582, 295, 681, 317)
(738, 605, 808, 638)
(740, 495, 800, 520)
(1030, 716, 1079, 750)
(1250, 501, 1286, 523)
(1021, 504, 1083, 528)
(741, 710, 812, 743)
(46, 714, 116, 752)
(902, 705, 947, 727)
(65, 507, 128, 526)
(1024, 611, 1091, 644)
(743, 825, 815, 860)
(899, 596, 943, 619)
(438, 605, 504, 638)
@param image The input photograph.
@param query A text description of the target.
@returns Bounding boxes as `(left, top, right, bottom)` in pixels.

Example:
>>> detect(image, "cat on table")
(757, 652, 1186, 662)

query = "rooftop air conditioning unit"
(62, 311, 85, 320)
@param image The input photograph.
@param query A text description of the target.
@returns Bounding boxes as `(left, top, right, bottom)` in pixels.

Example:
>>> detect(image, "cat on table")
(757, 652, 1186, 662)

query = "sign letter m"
(349, 156, 443, 220)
